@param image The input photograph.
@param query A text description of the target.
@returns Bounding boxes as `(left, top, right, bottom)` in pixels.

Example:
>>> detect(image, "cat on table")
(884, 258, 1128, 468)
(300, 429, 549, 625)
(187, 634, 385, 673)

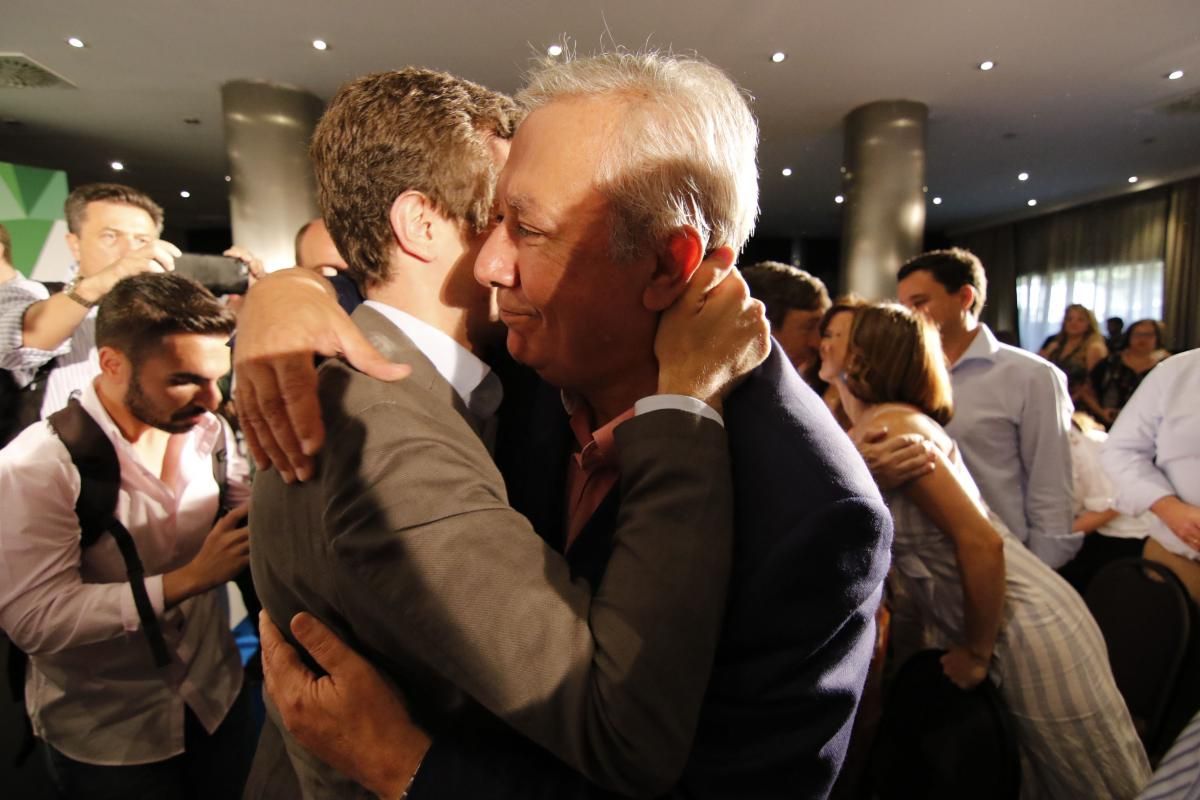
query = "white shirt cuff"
(634, 394, 724, 428)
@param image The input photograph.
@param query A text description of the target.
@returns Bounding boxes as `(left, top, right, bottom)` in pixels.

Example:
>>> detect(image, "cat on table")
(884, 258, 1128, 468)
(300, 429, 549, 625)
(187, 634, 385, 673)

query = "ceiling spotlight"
(1027, 199, 1037, 207)
(932, 197, 943, 205)
(547, 44, 564, 57)
(834, 195, 845, 204)
(1167, 70, 1184, 80)
(312, 39, 328, 51)
(978, 60, 995, 71)
(180, 190, 191, 198)
(1128, 176, 1139, 183)
(67, 37, 85, 48)
(110, 161, 124, 172)
(1018, 171, 1029, 181)
(771, 52, 787, 64)
(781, 167, 793, 177)
(224, 175, 231, 182)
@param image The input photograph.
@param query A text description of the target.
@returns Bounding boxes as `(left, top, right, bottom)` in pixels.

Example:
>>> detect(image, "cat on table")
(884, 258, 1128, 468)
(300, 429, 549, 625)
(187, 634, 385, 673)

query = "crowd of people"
(0, 48, 1196, 800)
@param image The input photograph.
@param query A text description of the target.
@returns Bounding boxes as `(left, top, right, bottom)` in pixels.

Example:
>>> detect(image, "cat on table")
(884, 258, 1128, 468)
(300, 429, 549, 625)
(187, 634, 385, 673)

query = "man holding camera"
(0, 182, 261, 445)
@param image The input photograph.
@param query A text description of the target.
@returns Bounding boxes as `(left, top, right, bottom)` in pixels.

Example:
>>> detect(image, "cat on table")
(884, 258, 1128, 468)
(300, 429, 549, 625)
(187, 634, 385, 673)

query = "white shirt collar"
(952, 323, 1001, 369)
(362, 301, 502, 419)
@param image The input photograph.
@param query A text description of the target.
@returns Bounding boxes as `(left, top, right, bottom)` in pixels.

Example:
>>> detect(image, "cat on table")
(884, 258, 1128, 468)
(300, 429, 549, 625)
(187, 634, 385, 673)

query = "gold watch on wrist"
(63, 279, 97, 309)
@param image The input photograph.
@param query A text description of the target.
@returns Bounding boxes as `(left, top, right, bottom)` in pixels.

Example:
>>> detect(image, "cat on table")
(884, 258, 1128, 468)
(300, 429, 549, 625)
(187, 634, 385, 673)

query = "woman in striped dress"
(820, 301, 1150, 799)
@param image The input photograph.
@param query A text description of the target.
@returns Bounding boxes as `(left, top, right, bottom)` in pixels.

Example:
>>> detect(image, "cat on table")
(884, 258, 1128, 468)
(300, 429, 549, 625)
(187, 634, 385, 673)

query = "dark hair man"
(896, 247, 1076, 567)
(742, 261, 831, 383)
(235, 51, 890, 800)
(0, 183, 262, 445)
(0, 273, 256, 798)
(242, 67, 768, 799)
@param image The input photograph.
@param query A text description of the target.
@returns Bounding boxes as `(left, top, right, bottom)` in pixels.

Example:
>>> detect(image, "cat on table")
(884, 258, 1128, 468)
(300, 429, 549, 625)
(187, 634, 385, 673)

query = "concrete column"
(221, 80, 323, 271)
(839, 100, 928, 299)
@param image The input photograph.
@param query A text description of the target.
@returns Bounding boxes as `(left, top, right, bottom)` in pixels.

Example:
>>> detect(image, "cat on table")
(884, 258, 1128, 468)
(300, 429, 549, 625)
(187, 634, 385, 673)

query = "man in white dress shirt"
(0, 273, 256, 799)
(1102, 347, 1200, 602)
(897, 248, 1077, 568)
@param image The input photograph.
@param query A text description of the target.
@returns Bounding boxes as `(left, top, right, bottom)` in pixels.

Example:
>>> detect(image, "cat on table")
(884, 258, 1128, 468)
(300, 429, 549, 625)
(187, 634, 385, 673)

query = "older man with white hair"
(234, 51, 891, 800)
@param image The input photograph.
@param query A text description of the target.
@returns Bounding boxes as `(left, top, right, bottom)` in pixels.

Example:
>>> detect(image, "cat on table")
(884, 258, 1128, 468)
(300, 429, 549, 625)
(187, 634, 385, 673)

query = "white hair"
(518, 50, 759, 261)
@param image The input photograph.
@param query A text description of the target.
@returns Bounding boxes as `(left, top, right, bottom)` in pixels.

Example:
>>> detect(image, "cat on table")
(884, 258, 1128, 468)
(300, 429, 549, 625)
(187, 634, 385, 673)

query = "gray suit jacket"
(246, 304, 735, 798)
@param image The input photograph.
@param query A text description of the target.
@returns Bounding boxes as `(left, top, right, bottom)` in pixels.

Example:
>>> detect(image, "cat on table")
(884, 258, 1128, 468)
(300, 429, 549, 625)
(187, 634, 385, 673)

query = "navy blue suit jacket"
(408, 344, 893, 799)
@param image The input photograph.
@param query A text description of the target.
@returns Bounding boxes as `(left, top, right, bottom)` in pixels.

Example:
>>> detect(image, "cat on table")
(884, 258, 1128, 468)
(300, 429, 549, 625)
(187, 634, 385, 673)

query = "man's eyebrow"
(506, 193, 539, 216)
(170, 372, 210, 383)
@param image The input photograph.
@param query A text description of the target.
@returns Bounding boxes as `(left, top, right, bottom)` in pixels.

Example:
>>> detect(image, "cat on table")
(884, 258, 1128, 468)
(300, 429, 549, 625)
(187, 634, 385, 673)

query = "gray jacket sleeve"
(321, 394, 732, 796)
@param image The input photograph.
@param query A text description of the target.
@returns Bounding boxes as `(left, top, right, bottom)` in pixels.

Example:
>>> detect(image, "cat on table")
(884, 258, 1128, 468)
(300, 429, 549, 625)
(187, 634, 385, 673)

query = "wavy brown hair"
(310, 68, 520, 292)
(839, 302, 954, 425)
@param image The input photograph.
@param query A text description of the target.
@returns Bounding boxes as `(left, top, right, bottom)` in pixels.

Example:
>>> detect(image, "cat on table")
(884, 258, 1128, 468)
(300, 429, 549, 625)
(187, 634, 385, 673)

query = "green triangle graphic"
(0, 179, 22, 218)
(11, 165, 58, 216)
(26, 170, 68, 220)
(3, 218, 56, 274)
(0, 163, 24, 210)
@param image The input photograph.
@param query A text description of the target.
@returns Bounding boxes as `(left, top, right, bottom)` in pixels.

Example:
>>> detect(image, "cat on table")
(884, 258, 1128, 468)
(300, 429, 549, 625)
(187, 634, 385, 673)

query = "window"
(1016, 261, 1164, 350)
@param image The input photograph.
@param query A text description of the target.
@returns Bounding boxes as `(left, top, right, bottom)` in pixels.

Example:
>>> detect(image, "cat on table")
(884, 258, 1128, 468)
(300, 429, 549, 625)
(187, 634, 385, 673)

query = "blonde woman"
(1039, 303, 1108, 400)
(820, 301, 1149, 799)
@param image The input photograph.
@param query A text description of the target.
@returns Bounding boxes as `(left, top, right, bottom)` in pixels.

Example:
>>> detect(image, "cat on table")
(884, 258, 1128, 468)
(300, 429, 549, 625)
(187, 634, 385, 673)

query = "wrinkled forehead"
(498, 96, 621, 198)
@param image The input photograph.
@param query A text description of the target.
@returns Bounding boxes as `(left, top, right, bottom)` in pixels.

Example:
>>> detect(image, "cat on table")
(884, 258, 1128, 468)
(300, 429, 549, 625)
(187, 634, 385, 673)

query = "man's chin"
(157, 411, 207, 434)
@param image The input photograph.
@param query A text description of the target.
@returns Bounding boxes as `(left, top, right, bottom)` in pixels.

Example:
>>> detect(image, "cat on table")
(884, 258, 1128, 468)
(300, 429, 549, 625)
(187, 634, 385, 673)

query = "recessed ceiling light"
(781, 167, 793, 177)
(1167, 70, 1184, 80)
(979, 60, 995, 71)
(834, 195, 845, 204)
(312, 39, 328, 51)
(67, 37, 85, 48)
(180, 190, 191, 198)
(1027, 199, 1037, 207)
(1128, 176, 1139, 183)
(110, 161, 124, 172)
(771, 52, 787, 64)
(547, 44, 564, 57)
(1018, 171, 1029, 181)
(932, 197, 943, 205)
(224, 175, 231, 182)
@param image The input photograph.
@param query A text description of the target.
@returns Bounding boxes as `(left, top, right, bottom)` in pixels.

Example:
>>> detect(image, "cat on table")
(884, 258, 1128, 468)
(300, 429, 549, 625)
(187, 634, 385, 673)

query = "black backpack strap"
(47, 398, 170, 667)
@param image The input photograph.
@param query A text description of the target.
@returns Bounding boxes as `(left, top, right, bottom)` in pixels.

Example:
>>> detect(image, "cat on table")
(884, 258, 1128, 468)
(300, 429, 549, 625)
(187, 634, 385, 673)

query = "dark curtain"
(949, 186, 1174, 349)
(1165, 177, 1200, 351)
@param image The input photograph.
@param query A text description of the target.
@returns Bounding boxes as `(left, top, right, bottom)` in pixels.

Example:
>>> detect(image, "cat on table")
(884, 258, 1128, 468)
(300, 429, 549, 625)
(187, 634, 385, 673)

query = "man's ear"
(97, 345, 130, 382)
(956, 284, 977, 315)
(65, 231, 81, 265)
(388, 191, 437, 263)
(644, 226, 704, 312)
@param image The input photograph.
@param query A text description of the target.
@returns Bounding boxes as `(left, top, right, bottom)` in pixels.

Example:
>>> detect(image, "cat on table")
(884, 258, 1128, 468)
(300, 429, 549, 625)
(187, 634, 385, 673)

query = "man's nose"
(197, 379, 222, 411)
(475, 225, 516, 288)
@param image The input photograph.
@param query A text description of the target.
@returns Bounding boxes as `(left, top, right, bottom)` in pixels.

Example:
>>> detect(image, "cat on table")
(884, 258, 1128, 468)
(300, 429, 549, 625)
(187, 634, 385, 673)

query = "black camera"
(172, 253, 250, 295)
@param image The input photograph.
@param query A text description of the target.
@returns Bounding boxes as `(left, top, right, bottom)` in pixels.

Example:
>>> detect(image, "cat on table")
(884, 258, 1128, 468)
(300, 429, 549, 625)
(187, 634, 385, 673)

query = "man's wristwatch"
(63, 279, 97, 309)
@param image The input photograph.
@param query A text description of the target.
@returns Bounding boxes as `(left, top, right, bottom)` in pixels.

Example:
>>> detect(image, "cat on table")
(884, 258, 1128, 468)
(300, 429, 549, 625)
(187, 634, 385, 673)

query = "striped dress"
(1139, 710, 1200, 799)
(884, 438, 1151, 799)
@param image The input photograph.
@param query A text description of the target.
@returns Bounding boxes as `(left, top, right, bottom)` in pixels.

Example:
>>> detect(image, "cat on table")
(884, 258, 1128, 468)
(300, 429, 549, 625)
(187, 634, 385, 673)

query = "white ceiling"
(2, 0, 1199, 241)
